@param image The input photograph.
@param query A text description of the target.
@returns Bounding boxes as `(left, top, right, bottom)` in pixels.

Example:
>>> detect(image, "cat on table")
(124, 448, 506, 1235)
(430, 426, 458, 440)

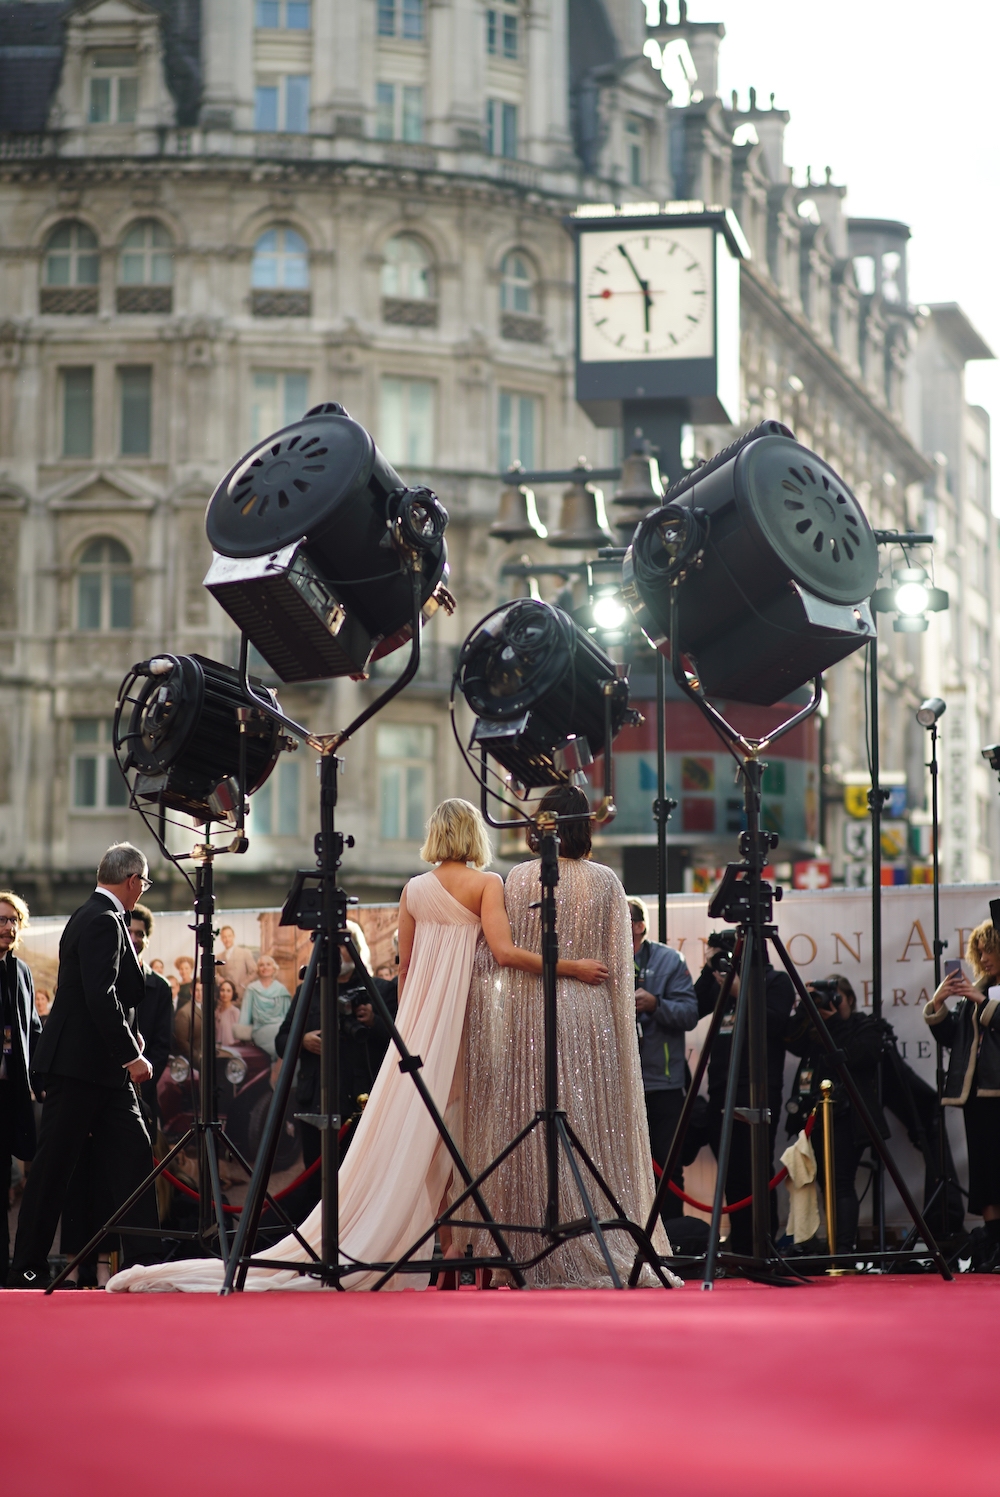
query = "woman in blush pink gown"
(107, 799, 605, 1293)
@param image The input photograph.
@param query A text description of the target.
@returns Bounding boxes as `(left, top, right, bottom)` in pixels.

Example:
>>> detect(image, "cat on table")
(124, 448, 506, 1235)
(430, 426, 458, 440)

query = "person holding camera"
(694, 933, 795, 1254)
(925, 920, 1000, 1268)
(785, 975, 888, 1254)
(627, 898, 699, 1220)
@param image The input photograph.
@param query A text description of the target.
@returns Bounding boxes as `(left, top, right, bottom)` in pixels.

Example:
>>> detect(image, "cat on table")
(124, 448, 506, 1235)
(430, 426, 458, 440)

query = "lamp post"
(868, 534, 948, 1251)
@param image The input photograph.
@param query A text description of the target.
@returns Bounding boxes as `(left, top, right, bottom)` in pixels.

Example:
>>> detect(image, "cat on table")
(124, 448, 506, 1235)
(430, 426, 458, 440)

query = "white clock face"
(578, 226, 715, 363)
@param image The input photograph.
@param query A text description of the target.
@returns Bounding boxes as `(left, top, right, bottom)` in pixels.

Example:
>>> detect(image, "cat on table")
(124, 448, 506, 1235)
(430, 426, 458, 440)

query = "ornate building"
(0, 0, 991, 909)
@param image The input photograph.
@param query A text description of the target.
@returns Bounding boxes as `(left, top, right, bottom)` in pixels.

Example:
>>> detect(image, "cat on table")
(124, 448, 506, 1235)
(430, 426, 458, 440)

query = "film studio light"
(622, 421, 879, 705)
(204, 402, 450, 683)
(455, 597, 630, 790)
(115, 653, 283, 823)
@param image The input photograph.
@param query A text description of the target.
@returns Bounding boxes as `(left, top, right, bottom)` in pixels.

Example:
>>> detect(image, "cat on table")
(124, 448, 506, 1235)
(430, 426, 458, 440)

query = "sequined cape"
(460, 857, 673, 1286)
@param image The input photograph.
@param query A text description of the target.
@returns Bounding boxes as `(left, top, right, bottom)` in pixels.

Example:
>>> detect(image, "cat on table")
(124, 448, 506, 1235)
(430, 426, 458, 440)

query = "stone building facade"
(0, 0, 991, 910)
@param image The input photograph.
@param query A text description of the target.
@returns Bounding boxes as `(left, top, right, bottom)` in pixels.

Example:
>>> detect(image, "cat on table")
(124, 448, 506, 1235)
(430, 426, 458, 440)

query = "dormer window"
(88, 50, 139, 125)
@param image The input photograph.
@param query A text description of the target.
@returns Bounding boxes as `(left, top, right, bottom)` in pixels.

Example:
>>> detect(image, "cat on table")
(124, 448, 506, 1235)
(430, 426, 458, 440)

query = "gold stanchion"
(820, 1080, 849, 1275)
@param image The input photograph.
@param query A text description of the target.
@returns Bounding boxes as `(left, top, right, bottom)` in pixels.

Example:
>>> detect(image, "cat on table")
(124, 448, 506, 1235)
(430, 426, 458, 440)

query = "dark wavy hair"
(525, 783, 592, 859)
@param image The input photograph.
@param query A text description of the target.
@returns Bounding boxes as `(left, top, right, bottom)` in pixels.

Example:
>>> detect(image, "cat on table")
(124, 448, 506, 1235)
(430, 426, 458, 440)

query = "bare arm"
(397, 883, 415, 1002)
(480, 875, 608, 985)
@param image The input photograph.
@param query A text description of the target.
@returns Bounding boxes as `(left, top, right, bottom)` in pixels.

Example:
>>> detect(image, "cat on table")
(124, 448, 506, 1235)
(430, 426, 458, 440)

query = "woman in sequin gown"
(461, 784, 674, 1287)
(107, 799, 606, 1293)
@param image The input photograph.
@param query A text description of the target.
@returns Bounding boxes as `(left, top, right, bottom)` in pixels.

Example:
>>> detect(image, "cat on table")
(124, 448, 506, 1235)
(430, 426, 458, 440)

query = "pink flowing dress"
(107, 872, 482, 1292)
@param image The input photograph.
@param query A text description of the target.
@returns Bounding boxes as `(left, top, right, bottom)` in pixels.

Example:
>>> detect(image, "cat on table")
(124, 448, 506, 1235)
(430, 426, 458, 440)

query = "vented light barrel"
(623, 425, 877, 705)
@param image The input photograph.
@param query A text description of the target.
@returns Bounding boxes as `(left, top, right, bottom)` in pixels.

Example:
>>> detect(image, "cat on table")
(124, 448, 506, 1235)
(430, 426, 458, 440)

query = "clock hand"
(617, 244, 653, 333)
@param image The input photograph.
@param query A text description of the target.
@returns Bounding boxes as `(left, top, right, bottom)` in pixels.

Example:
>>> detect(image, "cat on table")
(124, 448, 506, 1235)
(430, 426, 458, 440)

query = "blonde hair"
(420, 798, 493, 870)
(345, 919, 372, 975)
(0, 890, 29, 952)
(967, 920, 1000, 979)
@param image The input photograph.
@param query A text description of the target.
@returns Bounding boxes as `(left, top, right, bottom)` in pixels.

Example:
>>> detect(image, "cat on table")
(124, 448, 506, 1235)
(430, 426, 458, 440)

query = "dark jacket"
(634, 940, 699, 1091)
(137, 964, 173, 1116)
(276, 976, 398, 1119)
(785, 1006, 889, 1143)
(33, 891, 144, 1089)
(2, 950, 41, 1158)
(695, 960, 795, 1106)
(924, 978, 1000, 1104)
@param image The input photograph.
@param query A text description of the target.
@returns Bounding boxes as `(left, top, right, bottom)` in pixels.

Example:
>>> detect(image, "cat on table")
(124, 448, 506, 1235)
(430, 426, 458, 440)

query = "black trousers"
(11, 1075, 159, 1279)
(708, 1096, 781, 1256)
(0, 1081, 18, 1282)
(644, 1088, 685, 1221)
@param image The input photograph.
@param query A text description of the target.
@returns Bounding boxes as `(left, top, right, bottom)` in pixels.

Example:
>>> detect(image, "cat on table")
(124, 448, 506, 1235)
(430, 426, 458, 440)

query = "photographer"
(785, 975, 888, 1253)
(925, 920, 1000, 1268)
(628, 898, 699, 1221)
(694, 933, 795, 1254)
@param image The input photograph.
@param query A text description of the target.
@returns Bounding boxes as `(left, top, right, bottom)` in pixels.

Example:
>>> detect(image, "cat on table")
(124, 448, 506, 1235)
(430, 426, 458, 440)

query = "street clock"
(570, 206, 748, 429)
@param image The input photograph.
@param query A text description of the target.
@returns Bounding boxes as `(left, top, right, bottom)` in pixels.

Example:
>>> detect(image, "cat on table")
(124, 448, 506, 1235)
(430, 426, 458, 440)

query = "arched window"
(118, 220, 173, 285)
(76, 538, 132, 631)
(381, 235, 433, 300)
(499, 250, 534, 313)
(44, 222, 99, 287)
(252, 226, 309, 289)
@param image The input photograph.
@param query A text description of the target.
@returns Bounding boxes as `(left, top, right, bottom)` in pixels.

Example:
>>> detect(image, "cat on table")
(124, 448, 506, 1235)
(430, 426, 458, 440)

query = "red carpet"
(5, 1276, 994, 1495)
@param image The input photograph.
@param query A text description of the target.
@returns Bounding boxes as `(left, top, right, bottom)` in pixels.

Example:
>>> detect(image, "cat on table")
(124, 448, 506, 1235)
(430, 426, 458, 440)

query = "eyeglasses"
(133, 874, 153, 893)
(0, 916, 19, 927)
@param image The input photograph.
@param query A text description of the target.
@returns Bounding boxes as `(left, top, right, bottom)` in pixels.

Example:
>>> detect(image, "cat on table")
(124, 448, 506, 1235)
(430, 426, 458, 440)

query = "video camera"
(809, 978, 841, 1011)
(706, 929, 737, 975)
(338, 983, 373, 1039)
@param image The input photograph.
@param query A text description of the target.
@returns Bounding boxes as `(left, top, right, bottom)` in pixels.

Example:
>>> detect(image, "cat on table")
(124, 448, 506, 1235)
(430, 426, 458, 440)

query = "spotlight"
(916, 696, 946, 728)
(204, 403, 451, 683)
(982, 745, 1000, 774)
(622, 421, 879, 705)
(116, 654, 282, 823)
(456, 598, 630, 789)
(871, 565, 948, 634)
(592, 592, 628, 631)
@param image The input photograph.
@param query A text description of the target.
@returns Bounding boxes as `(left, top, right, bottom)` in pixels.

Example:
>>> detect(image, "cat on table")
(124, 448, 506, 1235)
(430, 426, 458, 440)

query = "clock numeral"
(615, 333, 625, 346)
(644, 338, 649, 353)
(669, 333, 677, 345)
(692, 289, 706, 295)
(594, 317, 608, 327)
(686, 314, 699, 323)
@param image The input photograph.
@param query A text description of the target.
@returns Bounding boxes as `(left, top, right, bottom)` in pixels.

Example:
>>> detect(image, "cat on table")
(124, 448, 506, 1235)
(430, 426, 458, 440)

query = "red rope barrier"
(652, 1112, 817, 1214)
(157, 1119, 353, 1214)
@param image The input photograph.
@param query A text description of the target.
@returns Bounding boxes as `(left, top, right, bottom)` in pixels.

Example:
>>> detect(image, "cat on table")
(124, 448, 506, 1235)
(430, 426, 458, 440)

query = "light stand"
(221, 563, 523, 1292)
(628, 586, 953, 1286)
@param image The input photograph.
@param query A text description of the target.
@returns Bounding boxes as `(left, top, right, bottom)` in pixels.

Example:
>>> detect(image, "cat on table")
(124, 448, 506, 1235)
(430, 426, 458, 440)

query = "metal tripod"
(47, 839, 312, 1293)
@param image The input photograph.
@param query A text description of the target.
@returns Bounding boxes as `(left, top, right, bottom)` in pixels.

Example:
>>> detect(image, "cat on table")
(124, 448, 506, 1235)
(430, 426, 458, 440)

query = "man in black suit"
(0, 890, 41, 1284)
(60, 901, 174, 1285)
(8, 843, 159, 1288)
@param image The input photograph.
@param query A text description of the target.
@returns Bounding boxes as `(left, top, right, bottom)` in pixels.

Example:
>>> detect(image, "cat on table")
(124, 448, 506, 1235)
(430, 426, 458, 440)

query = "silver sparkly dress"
(461, 857, 672, 1286)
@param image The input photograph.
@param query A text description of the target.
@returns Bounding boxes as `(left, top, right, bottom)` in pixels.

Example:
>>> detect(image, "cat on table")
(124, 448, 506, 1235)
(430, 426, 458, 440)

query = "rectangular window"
(401, 85, 423, 142)
(285, 74, 310, 132)
(626, 116, 642, 186)
(249, 759, 300, 837)
(497, 391, 538, 471)
(89, 77, 111, 123)
(117, 75, 138, 122)
(88, 52, 138, 123)
(486, 100, 517, 157)
(251, 371, 310, 444)
(487, 8, 497, 53)
(72, 719, 129, 811)
(62, 368, 94, 458)
(256, 0, 280, 24)
(377, 725, 434, 841)
(286, 1, 311, 27)
(255, 85, 278, 131)
(379, 377, 435, 467)
(401, 0, 424, 39)
(502, 11, 518, 58)
(375, 82, 395, 140)
(256, 1, 310, 26)
(377, 0, 395, 35)
(502, 101, 517, 158)
(120, 366, 151, 457)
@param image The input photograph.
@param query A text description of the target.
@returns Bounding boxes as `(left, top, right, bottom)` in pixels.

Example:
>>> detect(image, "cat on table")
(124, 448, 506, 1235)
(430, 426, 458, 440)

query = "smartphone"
(991, 898, 1000, 932)
(944, 959, 962, 979)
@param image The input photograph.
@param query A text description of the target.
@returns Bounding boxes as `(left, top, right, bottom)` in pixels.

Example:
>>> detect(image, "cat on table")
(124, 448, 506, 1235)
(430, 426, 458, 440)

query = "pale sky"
(680, 0, 999, 498)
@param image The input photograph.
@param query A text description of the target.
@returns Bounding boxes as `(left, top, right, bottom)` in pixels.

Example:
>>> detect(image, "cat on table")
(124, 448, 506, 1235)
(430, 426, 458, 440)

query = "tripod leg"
(221, 937, 323, 1293)
(220, 1132, 319, 1262)
(561, 1119, 672, 1288)
(342, 934, 525, 1286)
(769, 933, 954, 1282)
(47, 1130, 194, 1293)
(555, 1115, 621, 1288)
(628, 939, 743, 1285)
(203, 1128, 229, 1261)
(702, 927, 755, 1289)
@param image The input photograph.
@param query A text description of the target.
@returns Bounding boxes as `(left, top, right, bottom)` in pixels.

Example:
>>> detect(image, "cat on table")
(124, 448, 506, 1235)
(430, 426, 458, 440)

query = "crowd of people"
(2, 811, 998, 1289)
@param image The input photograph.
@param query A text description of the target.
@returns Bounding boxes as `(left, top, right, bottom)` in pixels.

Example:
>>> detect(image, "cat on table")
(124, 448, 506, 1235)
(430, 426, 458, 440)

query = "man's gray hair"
(97, 842, 147, 886)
